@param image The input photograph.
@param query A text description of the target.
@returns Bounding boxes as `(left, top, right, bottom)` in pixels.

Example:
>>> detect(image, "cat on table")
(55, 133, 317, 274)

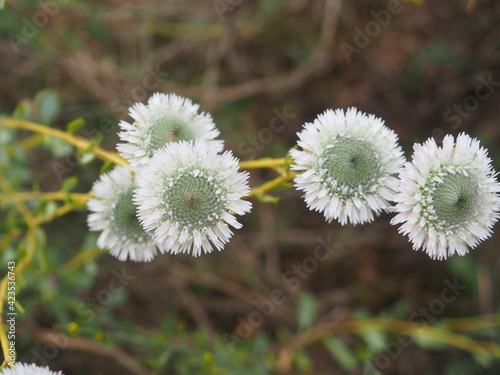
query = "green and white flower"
(391, 134, 500, 260)
(291, 108, 405, 225)
(87, 166, 158, 262)
(117, 93, 223, 170)
(134, 140, 251, 256)
(0, 363, 63, 375)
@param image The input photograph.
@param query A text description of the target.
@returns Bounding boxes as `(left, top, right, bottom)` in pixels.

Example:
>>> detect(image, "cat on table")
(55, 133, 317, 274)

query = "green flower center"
(163, 169, 226, 228)
(432, 172, 479, 225)
(112, 187, 147, 239)
(143, 116, 195, 157)
(320, 137, 381, 192)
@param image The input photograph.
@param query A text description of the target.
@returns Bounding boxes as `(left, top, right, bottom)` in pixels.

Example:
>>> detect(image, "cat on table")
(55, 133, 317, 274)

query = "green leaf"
(0, 0, 5, 10)
(471, 353, 495, 368)
(297, 293, 316, 332)
(35, 89, 61, 124)
(360, 327, 387, 351)
(85, 134, 103, 153)
(62, 176, 78, 192)
(45, 201, 58, 217)
(272, 181, 292, 191)
(322, 336, 358, 371)
(12, 102, 33, 120)
(293, 349, 312, 371)
(45, 136, 73, 158)
(256, 194, 279, 203)
(100, 161, 114, 174)
(0, 128, 14, 145)
(66, 118, 86, 134)
(0, 148, 7, 166)
(78, 152, 95, 165)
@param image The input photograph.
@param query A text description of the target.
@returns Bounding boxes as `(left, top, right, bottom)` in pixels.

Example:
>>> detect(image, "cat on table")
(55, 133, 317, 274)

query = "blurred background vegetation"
(1, 0, 500, 374)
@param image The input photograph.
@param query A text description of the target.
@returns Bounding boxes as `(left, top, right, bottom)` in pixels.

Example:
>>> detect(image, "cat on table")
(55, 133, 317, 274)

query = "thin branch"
(30, 326, 154, 375)
(239, 157, 287, 170)
(0, 119, 126, 166)
(0, 191, 91, 204)
(276, 317, 500, 372)
(169, 276, 216, 340)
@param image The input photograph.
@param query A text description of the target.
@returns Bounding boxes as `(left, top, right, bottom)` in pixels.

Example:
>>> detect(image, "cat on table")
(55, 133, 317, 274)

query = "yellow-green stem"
(0, 191, 91, 204)
(0, 119, 126, 166)
(239, 158, 287, 170)
(250, 173, 296, 198)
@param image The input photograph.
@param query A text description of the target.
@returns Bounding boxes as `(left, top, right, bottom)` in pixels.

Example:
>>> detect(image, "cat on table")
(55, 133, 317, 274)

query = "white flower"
(87, 166, 158, 262)
(0, 363, 63, 375)
(134, 140, 252, 256)
(291, 108, 405, 225)
(391, 133, 500, 260)
(117, 93, 223, 170)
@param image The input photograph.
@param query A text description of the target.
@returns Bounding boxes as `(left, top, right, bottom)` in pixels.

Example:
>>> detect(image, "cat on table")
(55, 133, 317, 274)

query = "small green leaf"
(12, 102, 33, 120)
(256, 194, 279, 203)
(293, 349, 313, 371)
(273, 182, 292, 191)
(62, 176, 78, 192)
(45, 201, 58, 217)
(322, 336, 358, 371)
(297, 293, 317, 332)
(0, 148, 7, 166)
(85, 135, 103, 153)
(35, 89, 61, 124)
(471, 353, 495, 368)
(0, 128, 14, 145)
(78, 152, 95, 165)
(360, 327, 387, 351)
(100, 161, 114, 174)
(0, 0, 5, 10)
(45, 136, 73, 158)
(66, 118, 86, 134)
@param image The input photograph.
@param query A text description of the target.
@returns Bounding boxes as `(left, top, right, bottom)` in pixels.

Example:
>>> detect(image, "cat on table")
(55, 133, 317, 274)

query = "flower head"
(117, 93, 223, 170)
(87, 166, 158, 262)
(0, 363, 63, 375)
(291, 108, 405, 225)
(391, 133, 500, 260)
(134, 140, 252, 256)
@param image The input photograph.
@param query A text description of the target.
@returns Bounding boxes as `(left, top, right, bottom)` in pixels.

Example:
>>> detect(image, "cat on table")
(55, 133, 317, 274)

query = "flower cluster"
(292, 109, 499, 260)
(88, 93, 251, 261)
(88, 93, 499, 262)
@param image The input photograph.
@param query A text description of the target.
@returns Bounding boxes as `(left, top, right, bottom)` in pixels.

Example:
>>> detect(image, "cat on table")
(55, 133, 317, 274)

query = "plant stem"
(0, 191, 91, 204)
(239, 157, 287, 170)
(0, 119, 126, 166)
(250, 173, 296, 198)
